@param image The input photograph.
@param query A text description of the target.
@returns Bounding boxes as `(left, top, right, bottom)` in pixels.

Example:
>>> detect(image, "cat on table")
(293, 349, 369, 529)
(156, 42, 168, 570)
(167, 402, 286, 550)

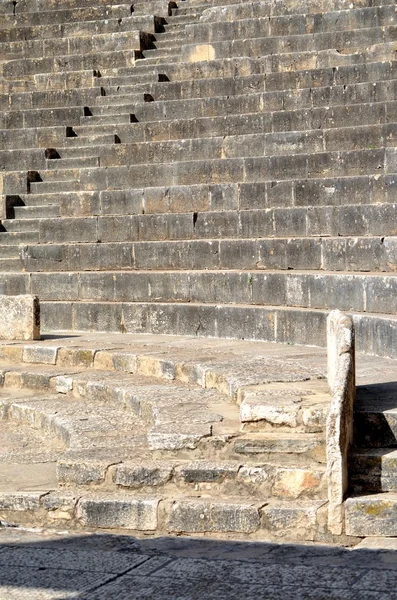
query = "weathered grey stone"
(168, 500, 260, 533)
(77, 495, 158, 530)
(115, 462, 173, 489)
(326, 310, 355, 535)
(240, 393, 301, 427)
(0, 295, 40, 340)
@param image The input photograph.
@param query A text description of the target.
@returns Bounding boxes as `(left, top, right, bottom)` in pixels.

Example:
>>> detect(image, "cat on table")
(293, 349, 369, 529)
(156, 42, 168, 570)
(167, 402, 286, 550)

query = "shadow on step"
(350, 381, 397, 493)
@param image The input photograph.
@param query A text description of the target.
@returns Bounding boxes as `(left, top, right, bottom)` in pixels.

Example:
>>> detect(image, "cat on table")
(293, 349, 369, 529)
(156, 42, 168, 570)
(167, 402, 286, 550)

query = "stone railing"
(326, 310, 355, 535)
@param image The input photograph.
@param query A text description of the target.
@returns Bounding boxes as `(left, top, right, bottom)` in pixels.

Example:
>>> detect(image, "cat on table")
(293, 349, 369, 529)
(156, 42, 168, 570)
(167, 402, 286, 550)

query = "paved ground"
(1, 527, 397, 599)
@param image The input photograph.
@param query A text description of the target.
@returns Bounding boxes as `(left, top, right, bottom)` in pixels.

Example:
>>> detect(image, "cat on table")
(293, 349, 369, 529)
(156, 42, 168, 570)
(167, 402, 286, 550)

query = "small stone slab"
(168, 499, 260, 534)
(0, 295, 40, 341)
(345, 494, 397, 537)
(77, 495, 159, 530)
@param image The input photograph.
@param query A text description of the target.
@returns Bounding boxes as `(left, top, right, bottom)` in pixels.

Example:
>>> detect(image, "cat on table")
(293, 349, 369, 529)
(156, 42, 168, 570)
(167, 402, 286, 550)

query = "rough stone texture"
(326, 310, 355, 535)
(0, 295, 40, 340)
(168, 500, 260, 534)
(76, 495, 159, 530)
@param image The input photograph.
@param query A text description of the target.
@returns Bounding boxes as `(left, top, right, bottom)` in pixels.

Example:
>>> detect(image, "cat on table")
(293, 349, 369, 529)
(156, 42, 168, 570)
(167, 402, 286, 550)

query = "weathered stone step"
(14, 269, 397, 316)
(0, 4, 133, 28)
(2, 219, 39, 232)
(141, 46, 183, 60)
(99, 73, 397, 107)
(345, 493, 397, 537)
(28, 180, 81, 194)
(98, 92, 397, 127)
(354, 382, 397, 448)
(0, 487, 326, 539)
(19, 174, 395, 216)
(12, 202, 397, 244)
(2, 0, 137, 14)
(0, 245, 20, 258)
(0, 30, 144, 62)
(2, 49, 137, 79)
(350, 449, 397, 493)
(0, 15, 157, 43)
(130, 41, 397, 77)
(0, 105, 84, 130)
(57, 455, 326, 500)
(16, 236, 397, 274)
(66, 149, 395, 192)
(0, 87, 100, 112)
(185, 6, 397, 42)
(0, 258, 22, 272)
(0, 231, 38, 245)
(73, 126, 397, 168)
(108, 57, 397, 88)
(13, 205, 60, 219)
(46, 156, 99, 170)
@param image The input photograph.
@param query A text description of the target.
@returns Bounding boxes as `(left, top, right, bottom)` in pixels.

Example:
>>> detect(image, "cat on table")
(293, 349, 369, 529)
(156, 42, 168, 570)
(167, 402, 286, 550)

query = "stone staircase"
(1, 0, 397, 539)
(0, 334, 331, 540)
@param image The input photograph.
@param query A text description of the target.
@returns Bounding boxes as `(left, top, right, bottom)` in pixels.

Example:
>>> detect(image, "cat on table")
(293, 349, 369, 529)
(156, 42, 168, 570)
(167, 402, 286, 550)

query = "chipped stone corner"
(326, 310, 355, 535)
(0, 295, 40, 341)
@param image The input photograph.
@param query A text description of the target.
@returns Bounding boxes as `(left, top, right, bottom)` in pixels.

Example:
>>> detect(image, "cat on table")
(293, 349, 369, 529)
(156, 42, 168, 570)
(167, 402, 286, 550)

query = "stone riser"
(13, 203, 397, 243)
(184, 6, 397, 42)
(19, 149, 395, 195)
(4, 173, 393, 217)
(2, 270, 394, 316)
(0, 15, 157, 43)
(0, 4, 133, 28)
(51, 125, 397, 167)
(0, 490, 328, 541)
(12, 235, 397, 274)
(24, 301, 396, 360)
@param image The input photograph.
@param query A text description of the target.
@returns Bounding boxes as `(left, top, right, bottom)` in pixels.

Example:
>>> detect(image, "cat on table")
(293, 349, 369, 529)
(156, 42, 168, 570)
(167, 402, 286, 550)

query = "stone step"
(95, 92, 397, 125)
(0, 258, 22, 272)
(0, 87, 100, 112)
(0, 352, 327, 463)
(0, 231, 39, 245)
(12, 201, 397, 243)
(67, 126, 397, 168)
(0, 487, 326, 539)
(107, 58, 397, 87)
(39, 149, 395, 194)
(26, 300, 397, 360)
(46, 156, 99, 170)
(350, 449, 397, 493)
(354, 382, 397, 448)
(17, 191, 98, 210)
(184, 6, 397, 42)
(0, 4, 133, 28)
(17, 236, 397, 273)
(36, 168, 80, 182)
(28, 180, 81, 194)
(23, 174, 392, 216)
(345, 493, 397, 537)
(2, 49, 137, 79)
(0, 30, 144, 62)
(141, 46, 183, 59)
(11, 269, 396, 316)
(2, 219, 39, 232)
(0, 245, 20, 258)
(13, 205, 60, 219)
(99, 73, 397, 105)
(129, 41, 397, 77)
(0, 15, 157, 43)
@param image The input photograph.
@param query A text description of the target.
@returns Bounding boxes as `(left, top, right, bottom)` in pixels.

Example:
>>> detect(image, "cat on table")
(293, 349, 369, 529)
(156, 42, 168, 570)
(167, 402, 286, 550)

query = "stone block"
(0, 295, 40, 340)
(77, 495, 158, 530)
(326, 310, 355, 535)
(168, 500, 260, 533)
(115, 462, 173, 489)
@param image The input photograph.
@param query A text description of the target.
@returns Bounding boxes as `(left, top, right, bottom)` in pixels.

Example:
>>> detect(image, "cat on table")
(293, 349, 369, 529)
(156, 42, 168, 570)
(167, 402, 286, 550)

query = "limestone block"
(326, 310, 355, 535)
(168, 500, 260, 534)
(77, 495, 158, 530)
(0, 295, 40, 340)
(115, 462, 173, 489)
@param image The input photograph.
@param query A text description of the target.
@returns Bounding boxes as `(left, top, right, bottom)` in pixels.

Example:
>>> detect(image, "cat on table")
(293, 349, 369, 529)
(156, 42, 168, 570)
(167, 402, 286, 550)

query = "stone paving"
(1, 526, 397, 599)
